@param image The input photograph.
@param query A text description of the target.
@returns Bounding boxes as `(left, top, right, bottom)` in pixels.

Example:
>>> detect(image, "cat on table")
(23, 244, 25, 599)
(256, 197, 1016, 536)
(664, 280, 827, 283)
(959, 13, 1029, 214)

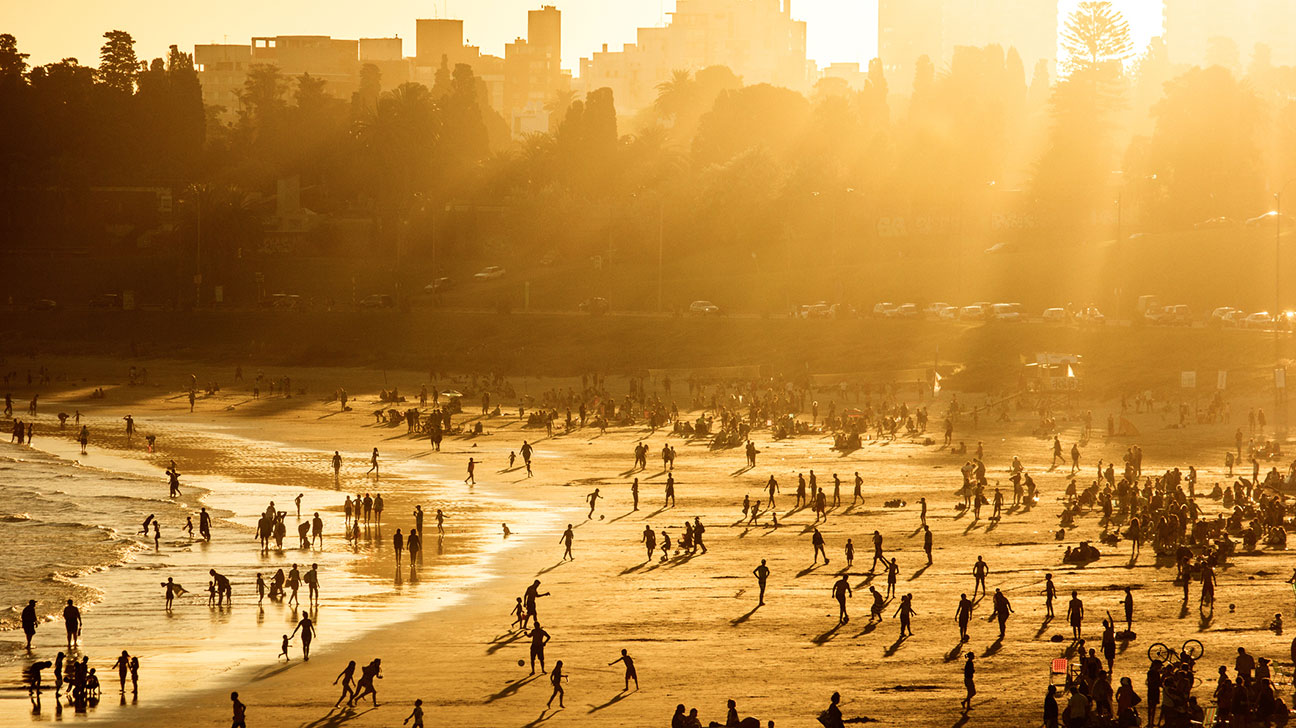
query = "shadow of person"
(945, 642, 965, 662)
(587, 691, 630, 713)
(731, 604, 760, 626)
(484, 674, 539, 703)
(884, 634, 908, 657)
(812, 622, 843, 645)
(983, 637, 1003, 657)
(1035, 616, 1053, 639)
(910, 565, 929, 581)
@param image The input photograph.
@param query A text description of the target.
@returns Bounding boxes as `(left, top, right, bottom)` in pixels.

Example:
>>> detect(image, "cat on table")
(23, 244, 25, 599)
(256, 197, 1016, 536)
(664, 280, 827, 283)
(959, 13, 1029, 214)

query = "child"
(257, 573, 266, 604)
(404, 698, 425, 727)
(279, 635, 291, 661)
(511, 597, 525, 629)
(207, 581, 216, 606)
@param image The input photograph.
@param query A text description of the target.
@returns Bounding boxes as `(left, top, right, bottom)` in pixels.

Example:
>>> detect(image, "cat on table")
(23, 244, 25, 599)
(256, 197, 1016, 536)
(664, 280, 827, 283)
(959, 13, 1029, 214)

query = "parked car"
(423, 277, 452, 293)
(264, 294, 302, 310)
(89, 293, 121, 309)
(872, 302, 896, 317)
(1042, 307, 1068, 322)
(959, 304, 987, 321)
(1076, 306, 1106, 324)
(1194, 216, 1237, 230)
(474, 266, 506, 280)
(688, 300, 721, 316)
(923, 302, 950, 319)
(579, 297, 610, 316)
(938, 306, 960, 321)
(990, 303, 1022, 321)
(1209, 306, 1241, 325)
(1246, 212, 1296, 228)
(1149, 304, 1191, 326)
(28, 298, 59, 312)
(359, 294, 395, 309)
(1244, 311, 1274, 329)
(888, 303, 920, 319)
(798, 301, 832, 319)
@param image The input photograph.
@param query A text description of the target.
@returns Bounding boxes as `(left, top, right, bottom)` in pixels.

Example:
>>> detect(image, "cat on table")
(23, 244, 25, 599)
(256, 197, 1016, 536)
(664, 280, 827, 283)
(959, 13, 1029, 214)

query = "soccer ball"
(599, 515, 605, 520)
(518, 659, 525, 667)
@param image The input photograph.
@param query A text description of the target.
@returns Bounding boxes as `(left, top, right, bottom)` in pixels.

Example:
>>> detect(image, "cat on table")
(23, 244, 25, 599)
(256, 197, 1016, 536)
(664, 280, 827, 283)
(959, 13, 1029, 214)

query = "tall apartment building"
(1164, 0, 1296, 69)
(504, 6, 569, 135)
(194, 44, 253, 114)
(879, 0, 1057, 94)
(579, 0, 809, 115)
(412, 17, 505, 114)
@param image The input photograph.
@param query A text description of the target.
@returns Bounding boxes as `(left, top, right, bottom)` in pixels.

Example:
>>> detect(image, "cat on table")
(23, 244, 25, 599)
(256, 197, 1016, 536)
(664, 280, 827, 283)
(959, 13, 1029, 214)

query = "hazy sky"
(10, 1, 1163, 73)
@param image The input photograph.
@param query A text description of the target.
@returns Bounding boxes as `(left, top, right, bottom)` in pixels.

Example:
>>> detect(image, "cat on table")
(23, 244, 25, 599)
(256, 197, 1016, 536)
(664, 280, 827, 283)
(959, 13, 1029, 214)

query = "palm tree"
(653, 70, 695, 121)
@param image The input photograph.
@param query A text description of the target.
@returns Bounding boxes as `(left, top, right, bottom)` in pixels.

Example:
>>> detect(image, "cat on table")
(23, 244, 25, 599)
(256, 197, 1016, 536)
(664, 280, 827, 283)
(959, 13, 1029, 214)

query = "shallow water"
(0, 424, 559, 724)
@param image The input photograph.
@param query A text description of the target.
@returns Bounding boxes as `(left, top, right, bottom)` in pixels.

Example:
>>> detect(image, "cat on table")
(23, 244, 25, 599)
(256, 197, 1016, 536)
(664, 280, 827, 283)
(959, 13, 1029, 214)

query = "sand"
(5, 354, 1295, 727)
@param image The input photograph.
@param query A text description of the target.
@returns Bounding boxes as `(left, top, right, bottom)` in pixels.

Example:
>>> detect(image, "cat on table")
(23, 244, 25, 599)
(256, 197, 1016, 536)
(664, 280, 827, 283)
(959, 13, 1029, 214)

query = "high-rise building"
(1164, 0, 1296, 69)
(505, 6, 570, 136)
(879, 0, 1057, 95)
(580, 0, 809, 115)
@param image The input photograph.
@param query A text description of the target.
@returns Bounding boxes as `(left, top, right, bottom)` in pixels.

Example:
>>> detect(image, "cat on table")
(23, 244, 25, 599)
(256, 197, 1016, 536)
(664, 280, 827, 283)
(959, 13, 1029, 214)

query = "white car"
(1042, 308, 1068, 322)
(474, 266, 506, 280)
(689, 300, 721, 316)
(991, 303, 1022, 321)
(938, 306, 960, 321)
(1077, 307, 1106, 324)
(888, 303, 920, 319)
(1244, 311, 1274, 329)
(872, 302, 896, 317)
(799, 302, 832, 319)
(923, 302, 950, 318)
(960, 304, 987, 321)
(1210, 307, 1241, 325)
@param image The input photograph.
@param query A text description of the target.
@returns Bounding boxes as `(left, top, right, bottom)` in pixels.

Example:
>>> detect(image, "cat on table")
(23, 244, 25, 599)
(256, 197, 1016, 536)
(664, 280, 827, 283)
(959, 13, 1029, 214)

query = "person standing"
(1043, 574, 1057, 618)
(753, 560, 770, 606)
(21, 599, 38, 649)
(559, 524, 575, 561)
(527, 622, 551, 674)
(62, 599, 81, 647)
(609, 649, 638, 691)
(832, 574, 853, 624)
(811, 528, 830, 565)
(955, 594, 973, 642)
(231, 692, 247, 728)
(961, 652, 976, 712)
(991, 588, 1013, 639)
(923, 525, 933, 565)
(289, 610, 316, 661)
(1066, 591, 1084, 641)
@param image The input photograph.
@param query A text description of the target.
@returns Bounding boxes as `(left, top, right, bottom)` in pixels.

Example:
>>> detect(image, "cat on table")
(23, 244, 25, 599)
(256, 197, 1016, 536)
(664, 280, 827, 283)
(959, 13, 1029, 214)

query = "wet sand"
(4, 356, 1295, 727)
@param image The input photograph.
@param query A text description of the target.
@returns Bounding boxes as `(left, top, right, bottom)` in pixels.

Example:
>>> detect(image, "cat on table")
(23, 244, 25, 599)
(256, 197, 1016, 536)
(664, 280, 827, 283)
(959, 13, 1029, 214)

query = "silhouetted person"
(528, 622, 551, 674)
(351, 658, 382, 707)
(833, 574, 852, 624)
(547, 660, 566, 708)
(333, 660, 357, 706)
(962, 653, 976, 711)
(21, 599, 37, 648)
(894, 594, 916, 637)
(559, 524, 575, 561)
(811, 528, 829, 564)
(231, 692, 246, 728)
(923, 525, 933, 565)
(754, 560, 770, 605)
(1067, 591, 1084, 641)
(971, 556, 988, 598)
(524, 580, 549, 628)
(404, 698, 425, 727)
(62, 599, 80, 647)
(955, 593, 973, 641)
(289, 610, 316, 660)
(609, 648, 638, 691)
(991, 588, 1013, 638)
(1043, 573, 1056, 618)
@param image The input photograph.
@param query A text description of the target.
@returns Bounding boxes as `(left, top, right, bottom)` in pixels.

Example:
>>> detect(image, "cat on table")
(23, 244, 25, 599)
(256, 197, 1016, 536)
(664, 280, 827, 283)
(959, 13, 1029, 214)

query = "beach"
(3, 355, 1295, 727)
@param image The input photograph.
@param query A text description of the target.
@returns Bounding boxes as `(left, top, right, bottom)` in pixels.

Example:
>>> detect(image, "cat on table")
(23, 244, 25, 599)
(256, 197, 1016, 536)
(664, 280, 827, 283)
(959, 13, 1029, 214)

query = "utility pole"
(657, 198, 664, 313)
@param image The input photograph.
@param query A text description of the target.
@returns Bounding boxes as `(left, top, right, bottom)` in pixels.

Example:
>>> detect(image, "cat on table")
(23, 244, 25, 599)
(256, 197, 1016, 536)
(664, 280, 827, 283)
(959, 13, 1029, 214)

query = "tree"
(98, 30, 139, 93)
(1061, 1, 1133, 75)
(238, 64, 288, 128)
(0, 34, 29, 85)
(1147, 66, 1263, 223)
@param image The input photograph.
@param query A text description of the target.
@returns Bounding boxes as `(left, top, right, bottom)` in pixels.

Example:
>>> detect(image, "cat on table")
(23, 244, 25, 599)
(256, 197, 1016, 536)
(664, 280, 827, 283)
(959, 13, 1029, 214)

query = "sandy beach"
(3, 354, 1295, 727)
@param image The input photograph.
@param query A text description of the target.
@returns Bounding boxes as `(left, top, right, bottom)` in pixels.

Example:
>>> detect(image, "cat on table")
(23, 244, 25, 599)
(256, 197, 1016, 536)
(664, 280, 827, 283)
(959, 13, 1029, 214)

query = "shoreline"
(0, 395, 568, 726)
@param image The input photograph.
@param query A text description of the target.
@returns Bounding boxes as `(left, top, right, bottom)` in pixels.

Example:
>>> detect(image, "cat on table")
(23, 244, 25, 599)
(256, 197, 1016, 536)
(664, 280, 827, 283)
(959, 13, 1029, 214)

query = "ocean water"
(0, 428, 559, 724)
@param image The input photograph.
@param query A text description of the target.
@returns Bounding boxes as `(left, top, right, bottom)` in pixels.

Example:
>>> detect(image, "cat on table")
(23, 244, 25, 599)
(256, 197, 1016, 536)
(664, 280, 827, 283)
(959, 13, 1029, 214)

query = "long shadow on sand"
(485, 674, 540, 703)
(588, 690, 633, 713)
(731, 604, 761, 626)
(301, 705, 378, 728)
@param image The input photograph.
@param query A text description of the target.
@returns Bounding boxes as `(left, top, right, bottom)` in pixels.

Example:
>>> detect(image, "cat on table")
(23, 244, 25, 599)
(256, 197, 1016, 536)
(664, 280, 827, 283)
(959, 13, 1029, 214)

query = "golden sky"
(10, 1, 1164, 74)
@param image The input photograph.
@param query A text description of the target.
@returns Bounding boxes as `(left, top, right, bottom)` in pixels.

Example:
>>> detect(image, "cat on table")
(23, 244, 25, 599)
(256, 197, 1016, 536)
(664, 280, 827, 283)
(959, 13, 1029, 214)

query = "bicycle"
(1148, 638, 1204, 664)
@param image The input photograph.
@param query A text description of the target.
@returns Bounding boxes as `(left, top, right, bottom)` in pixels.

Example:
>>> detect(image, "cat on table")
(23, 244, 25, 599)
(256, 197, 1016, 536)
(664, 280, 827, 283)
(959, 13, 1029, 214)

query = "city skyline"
(11, 1, 1162, 76)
